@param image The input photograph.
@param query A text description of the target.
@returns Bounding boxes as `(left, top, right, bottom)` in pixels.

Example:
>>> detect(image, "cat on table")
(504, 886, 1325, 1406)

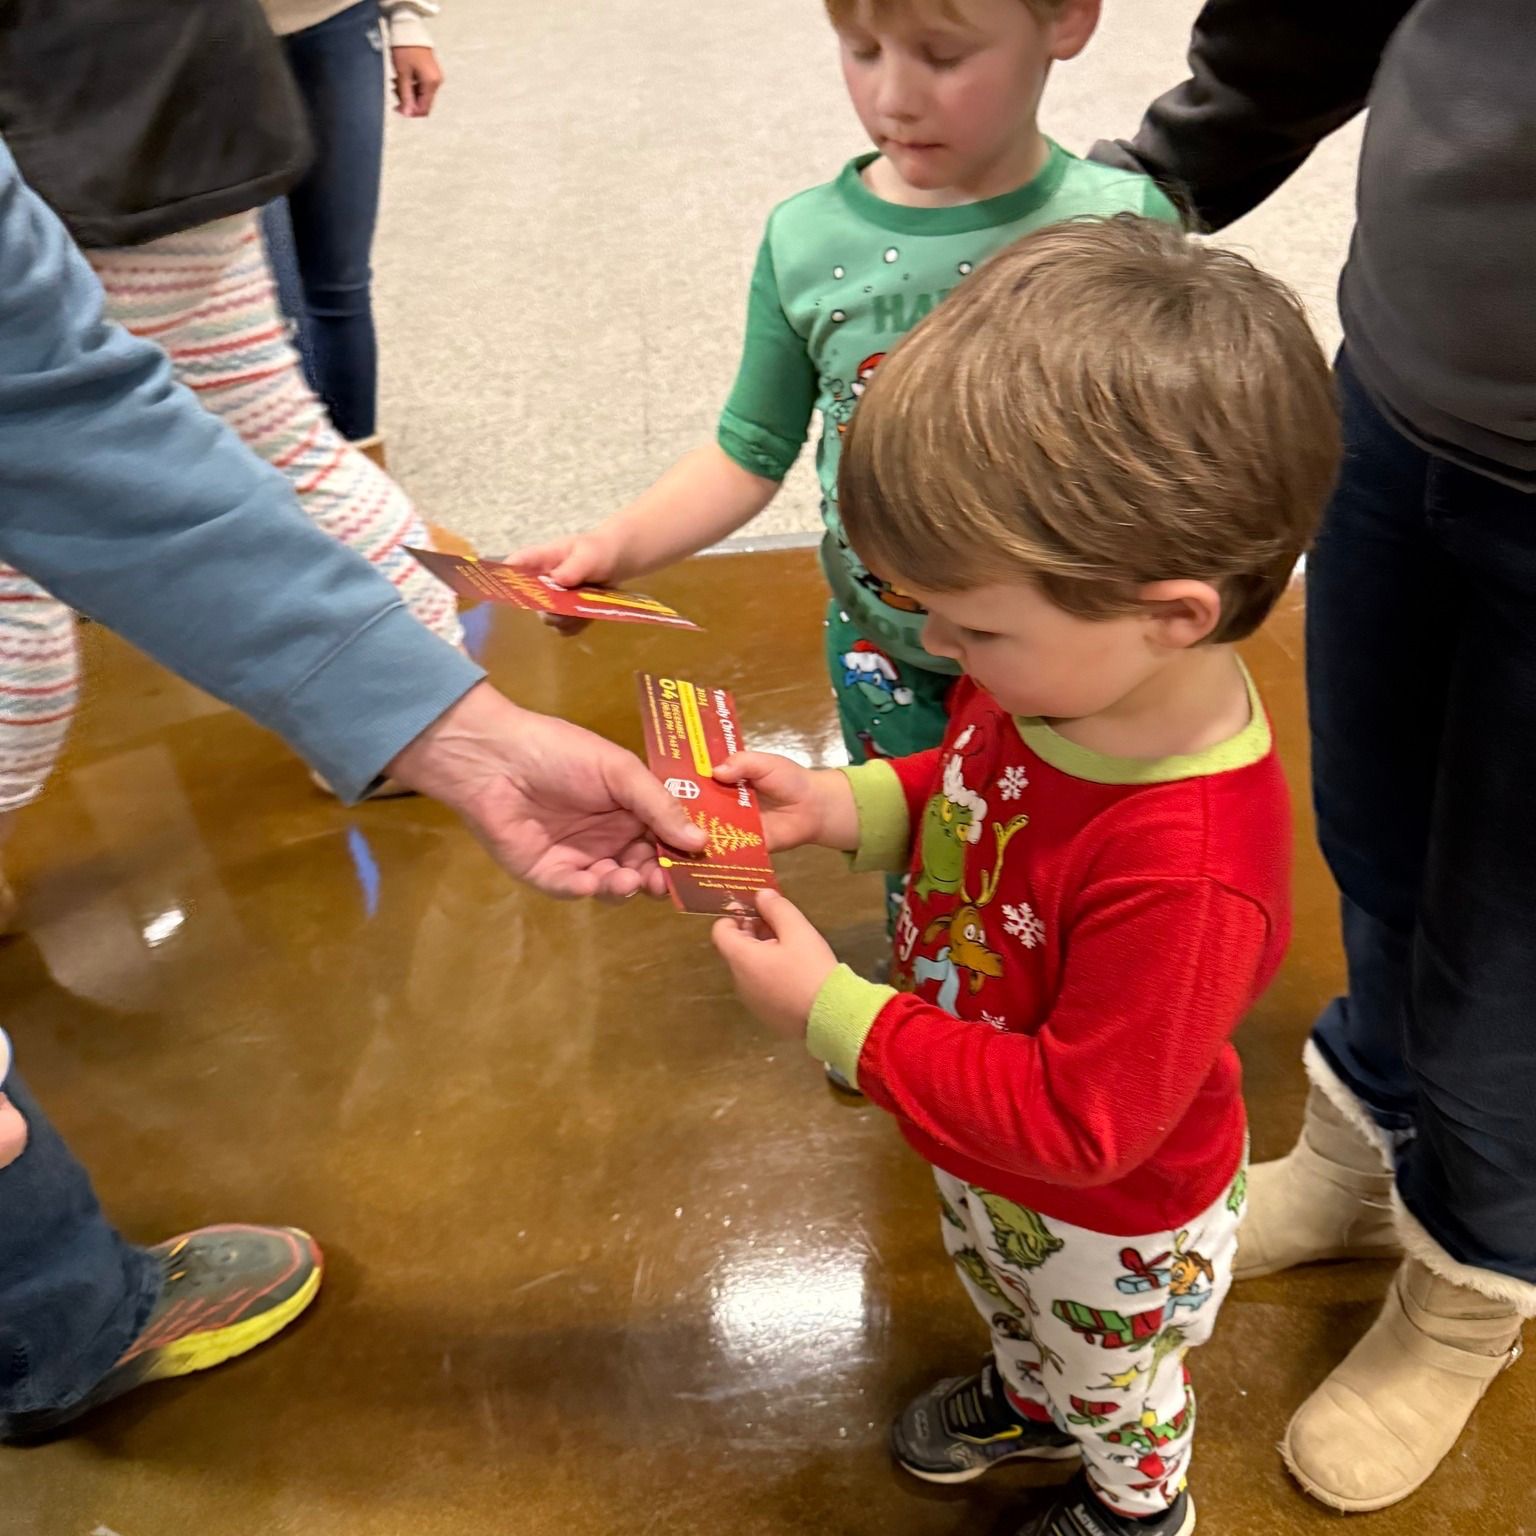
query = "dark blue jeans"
(0, 1073, 160, 1427)
(1309, 351, 1536, 1285)
(263, 0, 386, 440)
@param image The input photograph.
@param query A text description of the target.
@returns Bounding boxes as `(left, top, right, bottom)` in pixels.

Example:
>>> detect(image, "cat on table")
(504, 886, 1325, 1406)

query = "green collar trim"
(1013, 663, 1271, 786)
(836, 140, 1070, 236)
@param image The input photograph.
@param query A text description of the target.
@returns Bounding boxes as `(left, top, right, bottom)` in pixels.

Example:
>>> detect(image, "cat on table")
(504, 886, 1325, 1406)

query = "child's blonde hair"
(839, 215, 1340, 643)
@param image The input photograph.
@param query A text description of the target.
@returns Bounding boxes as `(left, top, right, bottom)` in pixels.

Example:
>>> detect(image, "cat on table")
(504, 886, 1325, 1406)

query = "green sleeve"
(807, 965, 896, 1090)
(839, 760, 915, 874)
(716, 230, 818, 482)
(1142, 178, 1187, 228)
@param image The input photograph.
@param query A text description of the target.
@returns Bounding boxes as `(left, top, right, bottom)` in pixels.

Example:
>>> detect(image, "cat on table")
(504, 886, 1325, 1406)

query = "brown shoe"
(1283, 1256, 1524, 1511)
(349, 432, 387, 470)
(426, 522, 477, 561)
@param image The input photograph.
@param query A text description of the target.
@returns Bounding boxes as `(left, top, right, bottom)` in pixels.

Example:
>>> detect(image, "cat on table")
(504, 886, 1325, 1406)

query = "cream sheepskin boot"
(1283, 1239, 1527, 1511)
(1235, 1071, 1400, 1281)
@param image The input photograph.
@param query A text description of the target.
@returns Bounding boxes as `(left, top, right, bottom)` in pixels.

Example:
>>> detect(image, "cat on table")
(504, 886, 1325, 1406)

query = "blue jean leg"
(1398, 451, 1536, 1282)
(0, 1072, 161, 1428)
(1306, 352, 1445, 1133)
(272, 0, 386, 440)
(1308, 352, 1536, 1281)
(260, 198, 319, 394)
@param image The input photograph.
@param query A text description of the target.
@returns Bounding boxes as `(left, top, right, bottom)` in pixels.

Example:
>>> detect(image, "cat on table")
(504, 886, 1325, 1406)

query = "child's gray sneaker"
(824, 1061, 862, 1094)
(1013, 1473, 1194, 1536)
(891, 1357, 1078, 1483)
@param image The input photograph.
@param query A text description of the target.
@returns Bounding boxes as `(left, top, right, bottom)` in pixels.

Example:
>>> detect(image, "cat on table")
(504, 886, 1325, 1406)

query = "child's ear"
(1137, 579, 1223, 649)
(1047, 0, 1102, 63)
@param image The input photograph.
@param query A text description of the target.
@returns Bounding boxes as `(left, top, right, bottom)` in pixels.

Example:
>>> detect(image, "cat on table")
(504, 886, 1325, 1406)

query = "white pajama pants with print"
(934, 1165, 1245, 1517)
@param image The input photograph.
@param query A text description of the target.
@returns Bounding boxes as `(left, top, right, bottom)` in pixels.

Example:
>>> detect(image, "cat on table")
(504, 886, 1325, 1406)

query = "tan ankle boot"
(1283, 1257, 1524, 1511)
(1235, 1087, 1400, 1280)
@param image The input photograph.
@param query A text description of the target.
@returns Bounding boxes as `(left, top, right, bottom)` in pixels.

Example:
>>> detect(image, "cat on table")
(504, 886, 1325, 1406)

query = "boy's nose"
(874, 58, 923, 122)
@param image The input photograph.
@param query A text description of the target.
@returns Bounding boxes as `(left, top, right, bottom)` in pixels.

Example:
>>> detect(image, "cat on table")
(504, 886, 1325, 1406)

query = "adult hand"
(711, 889, 838, 1040)
(386, 682, 706, 900)
(0, 1030, 26, 1171)
(392, 46, 444, 117)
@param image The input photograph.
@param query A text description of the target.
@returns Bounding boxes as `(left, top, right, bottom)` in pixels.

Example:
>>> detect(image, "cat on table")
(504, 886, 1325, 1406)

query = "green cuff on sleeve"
(717, 412, 799, 483)
(839, 760, 913, 874)
(807, 964, 896, 1091)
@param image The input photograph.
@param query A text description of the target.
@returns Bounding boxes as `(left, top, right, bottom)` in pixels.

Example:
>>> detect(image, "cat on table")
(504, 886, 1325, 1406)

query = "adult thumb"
(611, 757, 708, 852)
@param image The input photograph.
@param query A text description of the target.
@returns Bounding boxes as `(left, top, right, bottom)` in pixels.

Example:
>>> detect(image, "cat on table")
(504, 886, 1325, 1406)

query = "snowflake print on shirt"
(1000, 765, 1029, 801)
(1003, 902, 1046, 949)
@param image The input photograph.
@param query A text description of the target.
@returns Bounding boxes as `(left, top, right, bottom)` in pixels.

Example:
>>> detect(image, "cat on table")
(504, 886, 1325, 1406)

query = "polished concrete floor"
(4, 550, 1529, 1534)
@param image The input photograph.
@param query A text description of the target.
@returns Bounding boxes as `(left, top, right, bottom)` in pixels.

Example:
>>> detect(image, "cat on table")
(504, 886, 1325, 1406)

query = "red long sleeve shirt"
(810, 675, 1290, 1233)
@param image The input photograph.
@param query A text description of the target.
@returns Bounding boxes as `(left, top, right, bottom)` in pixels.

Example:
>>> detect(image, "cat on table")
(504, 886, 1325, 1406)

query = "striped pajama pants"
(0, 212, 461, 813)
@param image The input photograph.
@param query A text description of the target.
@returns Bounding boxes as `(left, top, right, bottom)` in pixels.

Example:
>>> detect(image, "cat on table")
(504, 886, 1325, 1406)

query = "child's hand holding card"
(711, 753, 835, 852)
(636, 673, 778, 915)
(500, 532, 625, 635)
(408, 548, 701, 631)
(710, 888, 839, 1042)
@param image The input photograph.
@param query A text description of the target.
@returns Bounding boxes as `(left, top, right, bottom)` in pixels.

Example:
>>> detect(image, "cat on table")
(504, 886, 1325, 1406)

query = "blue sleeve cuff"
(277, 605, 485, 802)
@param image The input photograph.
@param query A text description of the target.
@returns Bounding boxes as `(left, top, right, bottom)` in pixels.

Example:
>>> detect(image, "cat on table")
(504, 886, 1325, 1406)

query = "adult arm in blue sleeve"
(0, 140, 481, 800)
(0, 140, 706, 896)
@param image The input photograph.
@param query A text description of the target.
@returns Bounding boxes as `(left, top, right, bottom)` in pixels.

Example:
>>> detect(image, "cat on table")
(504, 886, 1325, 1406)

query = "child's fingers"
(503, 539, 572, 573)
(711, 913, 767, 962)
(541, 614, 591, 637)
(751, 887, 814, 941)
(549, 550, 606, 587)
(711, 915, 746, 961)
(713, 750, 788, 785)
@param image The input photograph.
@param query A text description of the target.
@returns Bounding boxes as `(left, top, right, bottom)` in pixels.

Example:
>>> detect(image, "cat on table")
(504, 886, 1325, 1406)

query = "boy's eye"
(959, 626, 996, 643)
(924, 50, 967, 69)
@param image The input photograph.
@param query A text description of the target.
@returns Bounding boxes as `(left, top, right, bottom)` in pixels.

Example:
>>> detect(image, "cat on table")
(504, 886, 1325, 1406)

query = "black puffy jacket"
(0, 0, 310, 248)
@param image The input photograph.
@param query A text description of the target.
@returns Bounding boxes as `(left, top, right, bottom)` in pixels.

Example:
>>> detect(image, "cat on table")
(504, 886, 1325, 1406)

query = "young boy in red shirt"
(711, 216, 1341, 1535)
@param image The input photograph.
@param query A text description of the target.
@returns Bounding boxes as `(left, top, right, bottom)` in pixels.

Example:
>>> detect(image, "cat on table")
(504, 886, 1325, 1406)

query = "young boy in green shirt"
(510, 0, 1176, 797)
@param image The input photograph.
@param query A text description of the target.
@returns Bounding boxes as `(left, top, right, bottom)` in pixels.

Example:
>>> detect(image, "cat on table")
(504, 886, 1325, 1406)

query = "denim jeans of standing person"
(0, 1073, 161, 1429)
(1307, 349, 1536, 1286)
(262, 0, 386, 441)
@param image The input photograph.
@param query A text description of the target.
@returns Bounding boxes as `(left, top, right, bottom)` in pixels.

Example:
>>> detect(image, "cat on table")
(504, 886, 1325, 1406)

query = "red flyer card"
(406, 548, 702, 630)
(635, 672, 778, 915)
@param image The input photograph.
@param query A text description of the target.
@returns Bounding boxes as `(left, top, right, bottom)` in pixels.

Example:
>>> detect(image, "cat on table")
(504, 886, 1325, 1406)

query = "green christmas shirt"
(717, 141, 1179, 671)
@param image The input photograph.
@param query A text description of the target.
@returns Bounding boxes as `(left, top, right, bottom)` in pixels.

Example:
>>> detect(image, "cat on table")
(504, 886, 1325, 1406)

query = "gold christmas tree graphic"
(701, 815, 765, 858)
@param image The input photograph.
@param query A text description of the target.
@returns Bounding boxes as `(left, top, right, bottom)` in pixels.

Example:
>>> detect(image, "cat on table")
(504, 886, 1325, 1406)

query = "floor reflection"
(2, 551, 1529, 1534)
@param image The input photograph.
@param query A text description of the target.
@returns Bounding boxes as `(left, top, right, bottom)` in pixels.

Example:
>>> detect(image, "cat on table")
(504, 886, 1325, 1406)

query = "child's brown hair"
(839, 215, 1341, 643)
(825, 0, 1072, 25)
